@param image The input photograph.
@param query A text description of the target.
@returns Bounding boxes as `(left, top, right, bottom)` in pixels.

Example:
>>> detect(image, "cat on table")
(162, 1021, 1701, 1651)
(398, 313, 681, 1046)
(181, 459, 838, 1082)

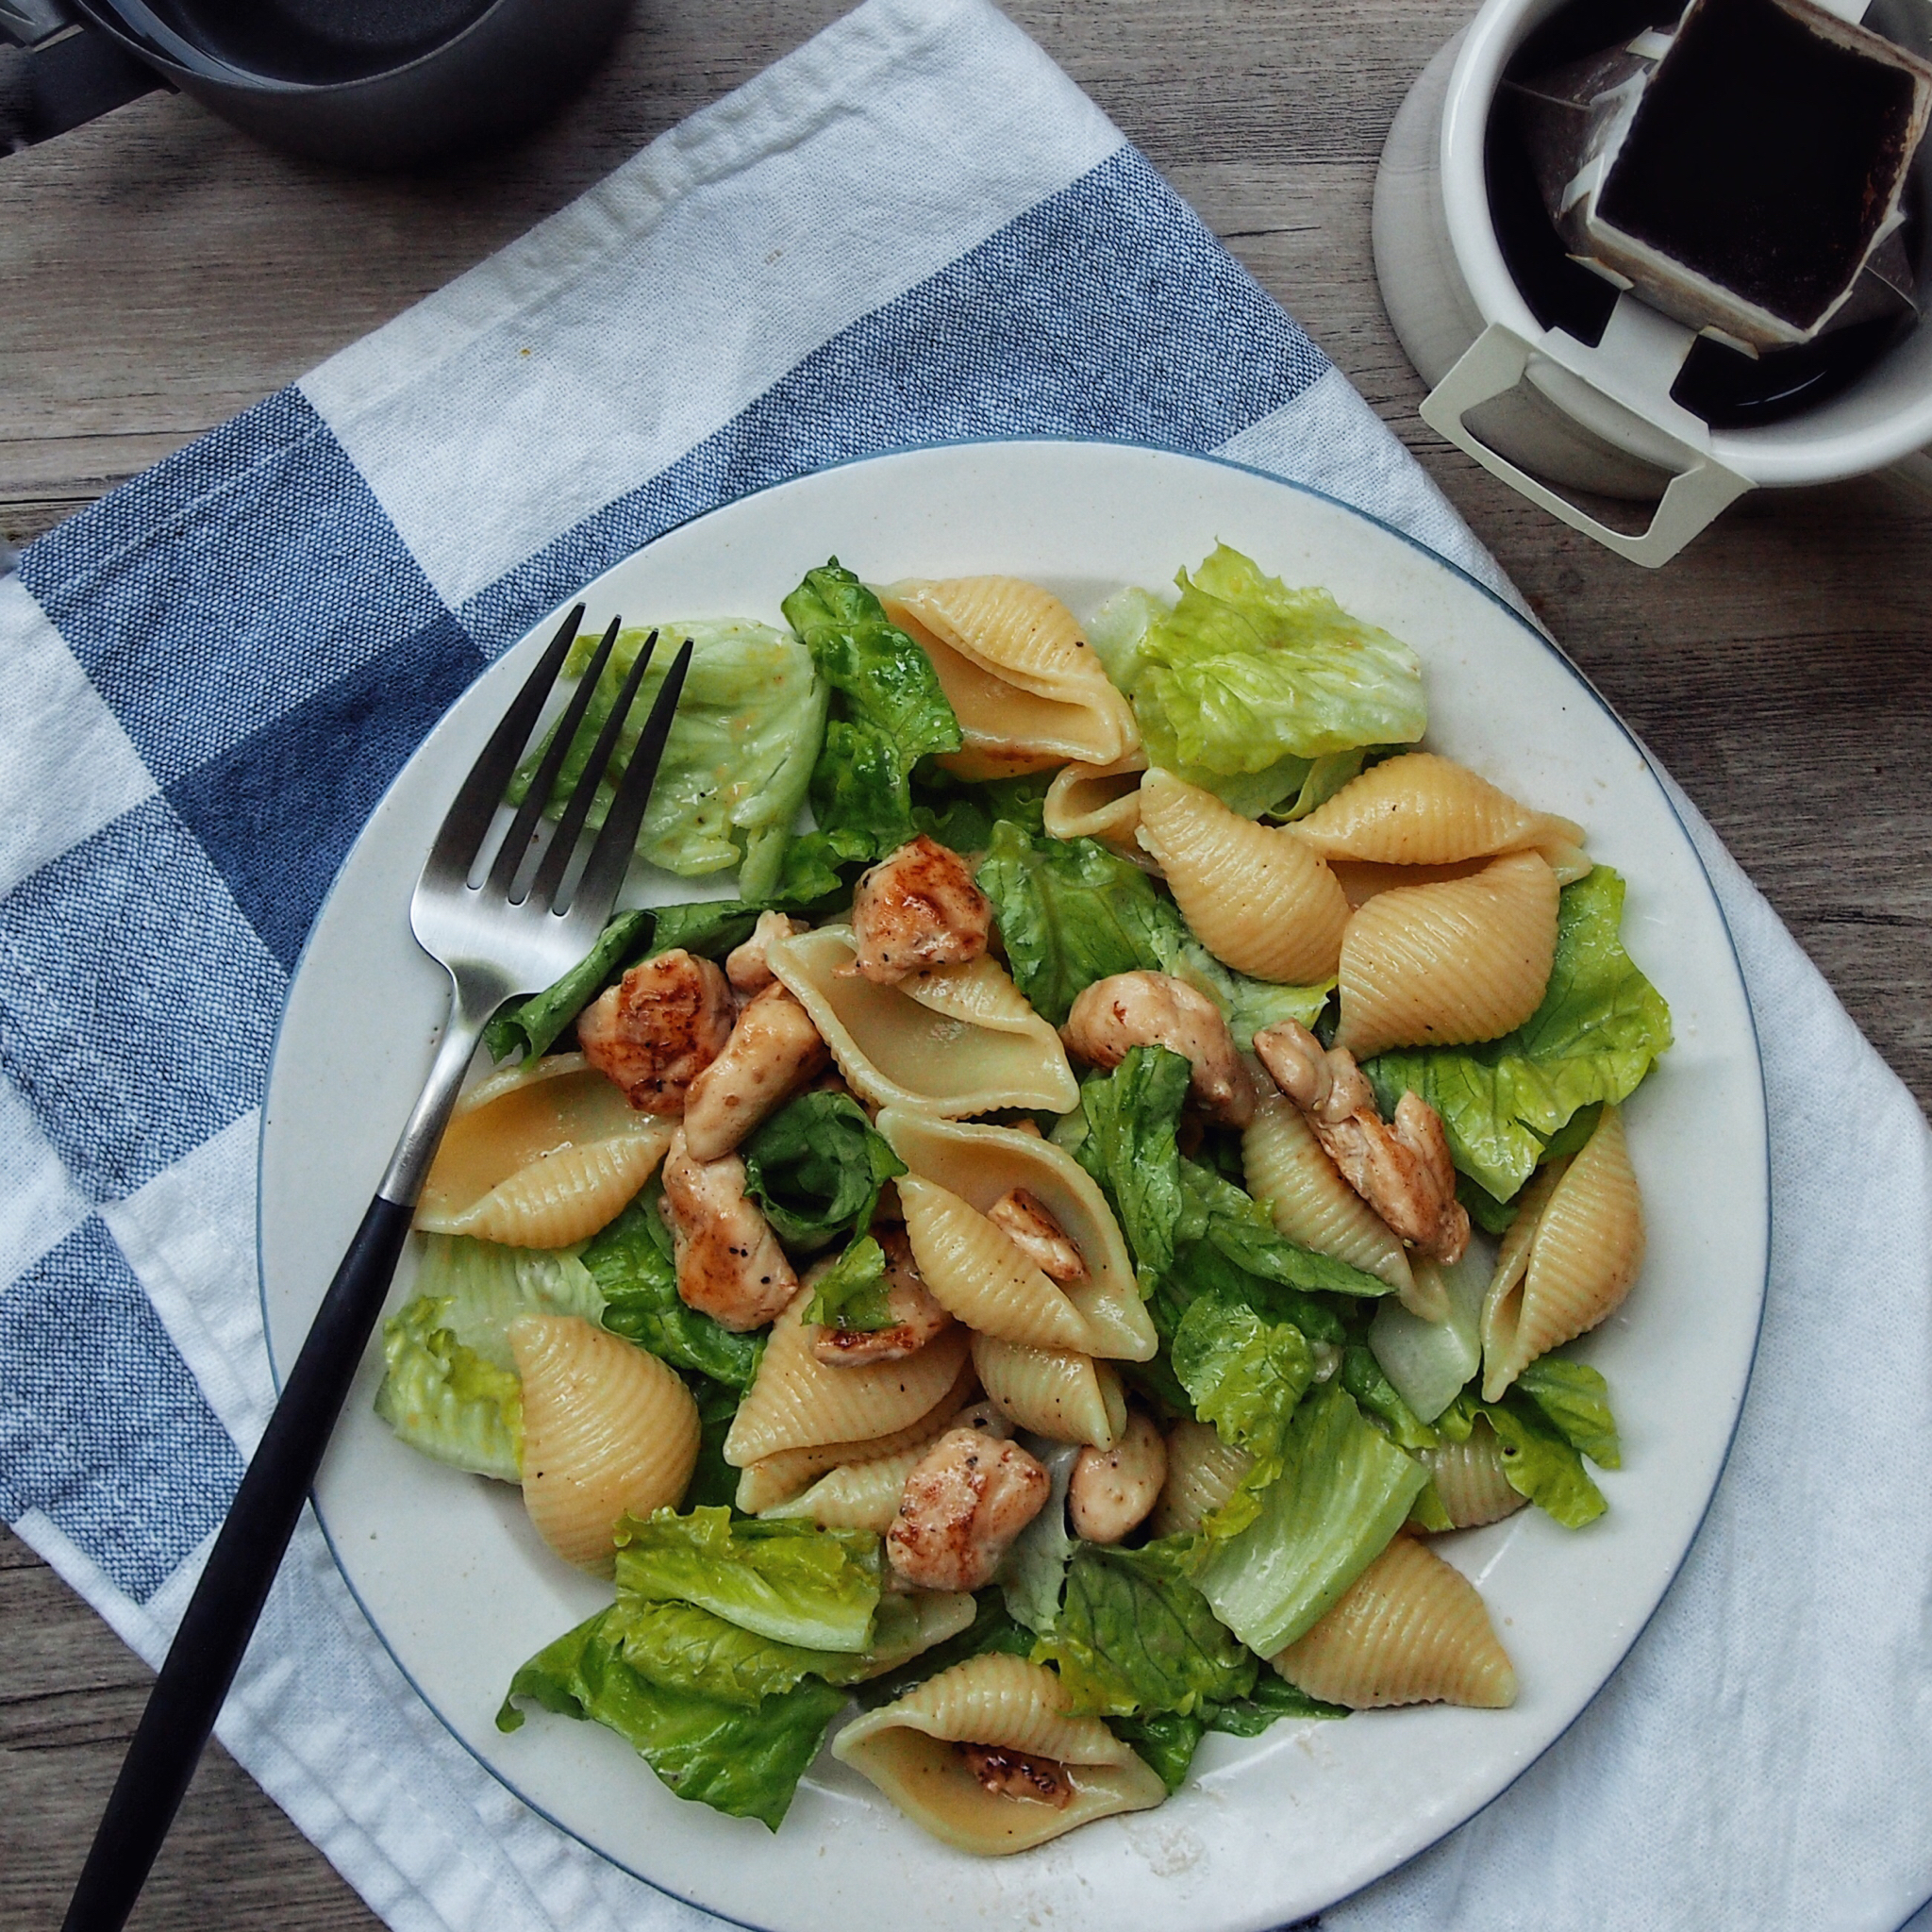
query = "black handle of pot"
(0, 1, 167, 152)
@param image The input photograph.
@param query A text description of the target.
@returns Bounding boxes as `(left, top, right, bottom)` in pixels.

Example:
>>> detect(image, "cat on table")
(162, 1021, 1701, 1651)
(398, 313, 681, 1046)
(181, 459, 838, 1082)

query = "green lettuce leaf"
(1123, 545, 1427, 780)
(512, 619, 826, 902)
(1064, 1045, 1191, 1285)
(581, 1187, 765, 1391)
(1364, 869, 1672, 1200)
(1037, 1538, 1257, 1718)
(1205, 1672, 1350, 1730)
(909, 768, 1054, 851)
(684, 1379, 742, 1512)
(1365, 1241, 1488, 1424)
(998, 1441, 1080, 1635)
(373, 1235, 605, 1478)
(613, 1507, 882, 1652)
(1479, 1397, 1607, 1527)
(975, 821, 1326, 1043)
(1149, 1239, 1346, 1351)
(1341, 1343, 1439, 1450)
(1105, 1710, 1207, 1793)
(1194, 1382, 1427, 1656)
(802, 1234, 893, 1332)
(497, 1605, 843, 1830)
(1514, 1358, 1622, 1469)
(1177, 1158, 1392, 1298)
(780, 560, 961, 877)
(1170, 1291, 1315, 1538)
(741, 1091, 906, 1250)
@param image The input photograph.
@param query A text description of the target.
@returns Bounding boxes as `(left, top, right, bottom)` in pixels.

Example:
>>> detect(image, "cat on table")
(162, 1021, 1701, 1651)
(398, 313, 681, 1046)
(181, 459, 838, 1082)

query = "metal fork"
(61, 604, 694, 1932)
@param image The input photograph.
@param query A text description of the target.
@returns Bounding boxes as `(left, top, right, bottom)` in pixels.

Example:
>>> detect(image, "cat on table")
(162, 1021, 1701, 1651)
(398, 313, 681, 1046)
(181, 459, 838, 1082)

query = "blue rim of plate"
(257, 432, 1774, 1931)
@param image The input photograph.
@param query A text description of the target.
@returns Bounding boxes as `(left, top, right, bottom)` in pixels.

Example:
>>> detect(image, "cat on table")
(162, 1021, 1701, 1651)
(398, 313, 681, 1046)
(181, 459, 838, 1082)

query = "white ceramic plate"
(259, 441, 1767, 1932)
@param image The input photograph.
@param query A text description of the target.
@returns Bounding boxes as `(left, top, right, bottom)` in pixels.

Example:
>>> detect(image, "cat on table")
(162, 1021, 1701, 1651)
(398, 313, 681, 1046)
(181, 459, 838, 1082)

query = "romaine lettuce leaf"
(999, 1439, 1080, 1635)
(373, 1235, 605, 1478)
(1438, 1380, 1611, 1527)
(741, 1092, 906, 1250)
(513, 619, 826, 902)
(975, 821, 1326, 1042)
(614, 1507, 882, 1652)
(1364, 869, 1672, 1200)
(1123, 545, 1427, 781)
(1366, 1241, 1488, 1423)
(777, 560, 962, 885)
(1149, 1239, 1346, 1350)
(1194, 1383, 1427, 1656)
(1340, 1344, 1438, 1450)
(1170, 1291, 1314, 1538)
(802, 1234, 893, 1332)
(373, 1296, 525, 1481)
(581, 1187, 765, 1391)
(1177, 1158, 1392, 1298)
(1063, 1045, 1191, 1285)
(1107, 1666, 1351, 1792)
(1206, 1672, 1349, 1731)
(909, 768, 1054, 852)
(1038, 1539, 1257, 1719)
(1513, 1358, 1622, 1470)
(1105, 1710, 1207, 1793)
(684, 1379, 742, 1512)
(496, 1605, 843, 1829)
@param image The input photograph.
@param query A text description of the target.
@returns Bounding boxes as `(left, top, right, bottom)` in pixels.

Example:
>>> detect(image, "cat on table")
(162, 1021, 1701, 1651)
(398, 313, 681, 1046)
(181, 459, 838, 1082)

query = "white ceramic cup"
(1374, 0, 1932, 564)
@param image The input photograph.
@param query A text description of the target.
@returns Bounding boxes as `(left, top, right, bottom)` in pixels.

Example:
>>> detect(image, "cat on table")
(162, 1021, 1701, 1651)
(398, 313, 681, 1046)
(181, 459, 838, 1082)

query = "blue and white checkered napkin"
(3, 1, 1928, 1925)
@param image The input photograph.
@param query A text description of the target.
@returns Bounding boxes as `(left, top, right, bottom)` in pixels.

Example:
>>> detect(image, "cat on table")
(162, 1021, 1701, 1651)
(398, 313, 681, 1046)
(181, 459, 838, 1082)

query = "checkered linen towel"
(3, 2, 1928, 1927)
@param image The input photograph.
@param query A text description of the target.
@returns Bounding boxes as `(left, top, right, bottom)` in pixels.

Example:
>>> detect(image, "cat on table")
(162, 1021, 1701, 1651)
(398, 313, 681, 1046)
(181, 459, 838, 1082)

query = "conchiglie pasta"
(1136, 768, 1352, 983)
(417, 1054, 675, 1247)
(1043, 752, 1148, 856)
(1150, 1419, 1253, 1539)
(881, 578, 1138, 774)
(1481, 1106, 1644, 1400)
(897, 1175, 1095, 1353)
(1291, 752, 1584, 867)
(1332, 849, 1559, 1059)
(732, 1355, 977, 1513)
(878, 1109, 1156, 1362)
(1242, 1093, 1415, 1298)
(1273, 1534, 1516, 1709)
(1420, 1418, 1525, 1530)
(761, 1399, 1009, 1532)
(509, 1315, 699, 1574)
(724, 1286, 973, 1468)
(768, 925, 1077, 1117)
(972, 1333, 1125, 1448)
(832, 1654, 1166, 1855)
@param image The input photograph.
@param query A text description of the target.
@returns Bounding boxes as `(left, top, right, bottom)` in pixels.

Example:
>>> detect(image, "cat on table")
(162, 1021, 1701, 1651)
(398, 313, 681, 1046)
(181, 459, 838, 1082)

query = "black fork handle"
(60, 1191, 414, 1932)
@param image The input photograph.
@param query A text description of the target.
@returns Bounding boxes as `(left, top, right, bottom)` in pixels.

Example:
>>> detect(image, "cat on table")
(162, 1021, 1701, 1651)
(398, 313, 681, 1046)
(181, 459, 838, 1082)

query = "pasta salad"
(372, 547, 1672, 1851)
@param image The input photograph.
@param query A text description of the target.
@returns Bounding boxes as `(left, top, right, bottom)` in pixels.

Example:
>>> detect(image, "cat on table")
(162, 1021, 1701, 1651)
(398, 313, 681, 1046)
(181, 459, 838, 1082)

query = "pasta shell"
(1136, 769, 1352, 983)
(898, 1176, 1096, 1353)
(1273, 1534, 1516, 1709)
(833, 1654, 1166, 1855)
(879, 1110, 1156, 1362)
(768, 925, 1077, 1117)
(417, 1054, 675, 1248)
(732, 1356, 977, 1513)
(1242, 1092, 1415, 1297)
(1419, 1418, 1525, 1530)
(1481, 1107, 1644, 1400)
(1043, 752, 1149, 857)
(971, 1334, 1125, 1448)
(1150, 1419, 1253, 1540)
(760, 1399, 1008, 1532)
(724, 1286, 973, 1468)
(1291, 753, 1584, 867)
(1332, 850, 1559, 1059)
(509, 1315, 699, 1574)
(882, 578, 1139, 772)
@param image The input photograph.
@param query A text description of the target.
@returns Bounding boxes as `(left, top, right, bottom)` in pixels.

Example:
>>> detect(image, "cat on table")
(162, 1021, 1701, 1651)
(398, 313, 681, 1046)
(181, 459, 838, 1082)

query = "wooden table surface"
(4, 2, 1929, 1925)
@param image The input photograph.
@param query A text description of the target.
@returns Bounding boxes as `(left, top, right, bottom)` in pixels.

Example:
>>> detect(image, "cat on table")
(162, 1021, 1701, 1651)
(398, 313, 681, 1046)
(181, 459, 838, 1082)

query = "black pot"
(0, 0, 632, 167)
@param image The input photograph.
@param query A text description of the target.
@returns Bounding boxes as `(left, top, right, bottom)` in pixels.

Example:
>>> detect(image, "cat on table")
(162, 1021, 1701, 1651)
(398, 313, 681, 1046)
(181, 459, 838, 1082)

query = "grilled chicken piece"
(659, 1127, 797, 1330)
(847, 835, 991, 984)
(682, 983, 828, 1161)
(812, 1225, 956, 1367)
(1060, 970, 1256, 1127)
(578, 949, 734, 1113)
(1253, 1018, 1469, 1264)
(887, 1428, 1050, 1592)
(725, 911, 808, 996)
(987, 1188, 1086, 1284)
(1068, 1410, 1168, 1544)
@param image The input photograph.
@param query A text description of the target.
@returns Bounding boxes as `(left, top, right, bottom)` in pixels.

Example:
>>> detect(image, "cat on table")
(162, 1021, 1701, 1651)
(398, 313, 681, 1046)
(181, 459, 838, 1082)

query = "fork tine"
(565, 636, 695, 924)
(525, 628, 659, 912)
(425, 603, 581, 880)
(486, 614, 624, 900)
